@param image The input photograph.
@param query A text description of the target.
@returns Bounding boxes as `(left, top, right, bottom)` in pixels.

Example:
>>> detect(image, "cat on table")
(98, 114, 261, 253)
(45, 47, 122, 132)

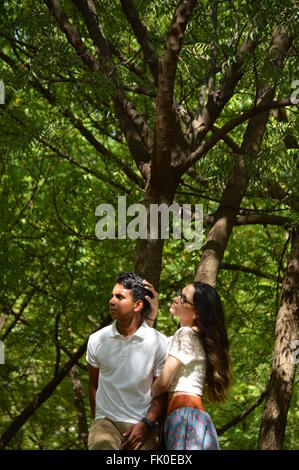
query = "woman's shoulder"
(175, 326, 198, 337)
(174, 326, 206, 358)
(173, 326, 198, 347)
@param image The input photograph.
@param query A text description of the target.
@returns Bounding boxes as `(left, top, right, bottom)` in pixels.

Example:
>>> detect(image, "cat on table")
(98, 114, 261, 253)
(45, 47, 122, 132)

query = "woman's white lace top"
(167, 326, 207, 395)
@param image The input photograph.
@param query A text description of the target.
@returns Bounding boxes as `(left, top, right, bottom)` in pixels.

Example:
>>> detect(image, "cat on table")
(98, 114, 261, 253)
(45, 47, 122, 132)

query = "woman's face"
(169, 284, 196, 321)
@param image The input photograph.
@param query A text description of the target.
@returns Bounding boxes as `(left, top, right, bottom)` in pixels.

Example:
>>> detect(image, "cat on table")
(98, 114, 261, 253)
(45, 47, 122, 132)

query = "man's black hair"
(115, 272, 153, 317)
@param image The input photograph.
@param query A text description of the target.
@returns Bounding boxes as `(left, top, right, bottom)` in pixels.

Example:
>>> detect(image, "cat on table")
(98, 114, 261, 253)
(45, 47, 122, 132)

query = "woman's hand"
(143, 279, 158, 321)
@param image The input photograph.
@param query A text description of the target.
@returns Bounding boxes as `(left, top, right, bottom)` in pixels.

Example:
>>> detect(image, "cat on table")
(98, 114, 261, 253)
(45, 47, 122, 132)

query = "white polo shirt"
(86, 321, 168, 423)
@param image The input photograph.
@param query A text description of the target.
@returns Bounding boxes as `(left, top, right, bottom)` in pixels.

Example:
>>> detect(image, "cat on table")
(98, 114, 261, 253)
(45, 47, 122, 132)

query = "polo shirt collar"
(110, 320, 148, 340)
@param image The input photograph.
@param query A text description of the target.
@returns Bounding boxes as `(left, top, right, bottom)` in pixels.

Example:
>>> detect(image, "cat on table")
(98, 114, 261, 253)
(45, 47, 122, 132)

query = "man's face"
(109, 283, 143, 321)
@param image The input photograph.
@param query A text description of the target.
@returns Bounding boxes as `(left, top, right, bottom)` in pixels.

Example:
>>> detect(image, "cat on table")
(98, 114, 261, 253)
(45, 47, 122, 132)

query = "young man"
(86, 272, 168, 450)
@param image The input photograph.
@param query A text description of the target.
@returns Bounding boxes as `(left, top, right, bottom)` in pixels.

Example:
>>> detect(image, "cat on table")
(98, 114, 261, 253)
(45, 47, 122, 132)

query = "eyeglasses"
(179, 289, 195, 306)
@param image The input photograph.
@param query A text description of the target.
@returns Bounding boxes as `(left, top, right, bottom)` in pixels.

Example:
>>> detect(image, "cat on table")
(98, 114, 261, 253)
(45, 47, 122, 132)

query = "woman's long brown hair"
(192, 282, 231, 402)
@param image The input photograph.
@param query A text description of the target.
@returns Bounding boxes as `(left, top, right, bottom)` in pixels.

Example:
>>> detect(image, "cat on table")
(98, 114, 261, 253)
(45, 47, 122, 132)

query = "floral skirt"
(164, 406, 219, 450)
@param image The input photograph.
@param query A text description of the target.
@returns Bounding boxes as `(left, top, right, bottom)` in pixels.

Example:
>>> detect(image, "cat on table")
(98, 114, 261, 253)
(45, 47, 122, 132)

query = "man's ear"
(134, 299, 144, 313)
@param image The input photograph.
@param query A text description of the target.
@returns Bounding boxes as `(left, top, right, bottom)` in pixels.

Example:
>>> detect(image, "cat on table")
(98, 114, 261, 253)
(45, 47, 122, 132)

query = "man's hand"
(121, 422, 150, 450)
(143, 279, 158, 320)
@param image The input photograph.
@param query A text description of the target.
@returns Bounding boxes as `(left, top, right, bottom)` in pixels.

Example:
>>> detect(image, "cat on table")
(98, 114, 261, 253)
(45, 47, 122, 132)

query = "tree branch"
(120, 0, 159, 84)
(70, 0, 154, 175)
(0, 49, 16, 67)
(18, 73, 145, 188)
(0, 48, 142, 186)
(235, 213, 289, 226)
(0, 316, 111, 449)
(217, 390, 267, 436)
(44, 0, 100, 71)
(110, 43, 152, 84)
(151, 0, 197, 192)
(219, 263, 281, 282)
(54, 309, 62, 379)
(0, 339, 87, 449)
(0, 290, 36, 342)
(208, 0, 218, 95)
(40, 138, 142, 190)
(182, 97, 293, 172)
(206, 212, 289, 227)
(189, 31, 258, 147)
(211, 124, 242, 155)
(194, 28, 292, 286)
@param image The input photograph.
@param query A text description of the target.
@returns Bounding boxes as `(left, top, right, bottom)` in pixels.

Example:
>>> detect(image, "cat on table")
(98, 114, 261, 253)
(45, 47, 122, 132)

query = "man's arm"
(87, 363, 99, 419)
(146, 376, 167, 421)
(121, 376, 167, 450)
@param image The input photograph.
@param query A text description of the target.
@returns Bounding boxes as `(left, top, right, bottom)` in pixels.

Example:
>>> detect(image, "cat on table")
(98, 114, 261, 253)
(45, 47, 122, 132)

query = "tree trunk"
(135, 238, 166, 290)
(134, 1, 197, 289)
(258, 228, 299, 449)
(69, 365, 89, 449)
(194, 94, 274, 286)
(134, 183, 178, 289)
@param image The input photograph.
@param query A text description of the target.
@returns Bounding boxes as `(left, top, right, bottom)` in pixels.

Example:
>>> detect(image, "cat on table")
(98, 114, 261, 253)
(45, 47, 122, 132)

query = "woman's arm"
(151, 355, 181, 398)
(143, 279, 159, 327)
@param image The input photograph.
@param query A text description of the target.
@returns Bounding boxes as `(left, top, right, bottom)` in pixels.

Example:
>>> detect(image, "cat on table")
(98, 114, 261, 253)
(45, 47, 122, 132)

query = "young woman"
(143, 280, 231, 450)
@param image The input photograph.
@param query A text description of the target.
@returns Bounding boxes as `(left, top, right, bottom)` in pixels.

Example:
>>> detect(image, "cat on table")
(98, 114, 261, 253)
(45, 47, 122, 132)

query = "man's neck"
(116, 316, 143, 340)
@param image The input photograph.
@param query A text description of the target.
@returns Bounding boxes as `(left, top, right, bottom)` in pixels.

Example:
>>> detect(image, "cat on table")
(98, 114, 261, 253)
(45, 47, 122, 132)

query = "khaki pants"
(88, 417, 159, 450)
